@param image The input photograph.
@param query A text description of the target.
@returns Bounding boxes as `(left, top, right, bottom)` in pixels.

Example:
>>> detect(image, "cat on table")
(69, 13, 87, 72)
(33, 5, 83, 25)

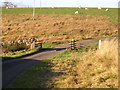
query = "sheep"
(6, 7, 9, 9)
(98, 7, 101, 10)
(75, 11, 79, 14)
(105, 8, 109, 11)
(85, 8, 88, 10)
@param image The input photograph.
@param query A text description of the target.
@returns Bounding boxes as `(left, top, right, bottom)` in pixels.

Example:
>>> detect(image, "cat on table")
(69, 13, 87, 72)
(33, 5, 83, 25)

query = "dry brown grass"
(2, 14, 118, 43)
(7, 39, 118, 88)
(47, 39, 118, 88)
(76, 38, 118, 88)
(96, 38, 118, 60)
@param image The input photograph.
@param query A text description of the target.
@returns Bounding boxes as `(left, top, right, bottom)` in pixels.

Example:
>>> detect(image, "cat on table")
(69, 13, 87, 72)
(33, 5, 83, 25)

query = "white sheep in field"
(98, 7, 101, 10)
(85, 8, 88, 10)
(105, 8, 109, 11)
(6, 7, 9, 9)
(75, 11, 79, 14)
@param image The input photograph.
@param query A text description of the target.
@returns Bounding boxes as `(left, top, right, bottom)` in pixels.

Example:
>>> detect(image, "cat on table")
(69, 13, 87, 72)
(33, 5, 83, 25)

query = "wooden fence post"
(35, 40, 42, 50)
(99, 40, 101, 50)
(70, 39, 76, 50)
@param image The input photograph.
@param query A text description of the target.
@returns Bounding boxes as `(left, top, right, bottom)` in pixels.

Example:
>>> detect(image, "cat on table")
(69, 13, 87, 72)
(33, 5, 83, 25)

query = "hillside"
(2, 14, 118, 43)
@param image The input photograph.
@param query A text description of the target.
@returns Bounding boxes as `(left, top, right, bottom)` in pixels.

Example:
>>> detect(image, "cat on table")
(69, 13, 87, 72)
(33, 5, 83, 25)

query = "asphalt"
(2, 37, 118, 88)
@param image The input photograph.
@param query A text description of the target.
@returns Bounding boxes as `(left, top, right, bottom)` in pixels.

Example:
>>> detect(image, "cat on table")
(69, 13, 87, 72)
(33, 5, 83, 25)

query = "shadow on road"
(42, 47, 66, 51)
(3, 58, 66, 88)
(2, 47, 67, 88)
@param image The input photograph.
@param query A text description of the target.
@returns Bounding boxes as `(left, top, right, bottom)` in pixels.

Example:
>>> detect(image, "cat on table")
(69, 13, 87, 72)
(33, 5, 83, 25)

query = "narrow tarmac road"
(2, 37, 118, 88)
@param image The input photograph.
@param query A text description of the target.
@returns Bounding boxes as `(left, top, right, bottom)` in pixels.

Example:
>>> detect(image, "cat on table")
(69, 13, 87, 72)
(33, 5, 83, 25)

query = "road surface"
(2, 37, 118, 88)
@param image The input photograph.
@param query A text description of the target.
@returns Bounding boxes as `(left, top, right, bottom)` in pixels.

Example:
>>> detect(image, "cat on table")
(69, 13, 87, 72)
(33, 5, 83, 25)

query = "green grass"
(2, 42, 63, 60)
(7, 43, 98, 88)
(42, 42, 66, 49)
(2, 48, 39, 60)
(2, 7, 118, 23)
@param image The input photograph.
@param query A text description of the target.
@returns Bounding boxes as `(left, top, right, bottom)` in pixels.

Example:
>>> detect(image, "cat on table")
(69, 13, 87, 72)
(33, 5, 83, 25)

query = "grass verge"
(6, 39, 118, 88)
(2, 42, 64, 60)
(7, 43, 98, 88)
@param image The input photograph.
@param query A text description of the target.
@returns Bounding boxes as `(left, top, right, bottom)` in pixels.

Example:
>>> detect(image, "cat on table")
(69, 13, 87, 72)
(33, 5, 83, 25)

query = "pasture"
(2, 7, 118, 55)
(2, 8, 118, 41)
(2, 7, 118, 23)
(2, 8, 118, 88)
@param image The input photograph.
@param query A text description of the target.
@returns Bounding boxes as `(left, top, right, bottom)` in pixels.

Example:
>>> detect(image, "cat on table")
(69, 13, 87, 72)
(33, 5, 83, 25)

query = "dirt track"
(2, 37, 118, 88)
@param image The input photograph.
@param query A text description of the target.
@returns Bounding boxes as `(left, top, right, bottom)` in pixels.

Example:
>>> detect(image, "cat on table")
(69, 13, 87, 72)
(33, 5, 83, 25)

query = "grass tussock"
(48, 39, 118, 88)
(96, 38, 118, 61)
(76, 38, 118, 88)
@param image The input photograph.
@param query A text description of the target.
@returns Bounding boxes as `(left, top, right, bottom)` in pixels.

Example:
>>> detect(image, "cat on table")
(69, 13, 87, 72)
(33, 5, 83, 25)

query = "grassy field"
(7, 39, 118, 88)
(2, 8, 118, 23)
(2, 7, 118, 58)
(2, 8, 118, 88)
(2, 8, 118, 42)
